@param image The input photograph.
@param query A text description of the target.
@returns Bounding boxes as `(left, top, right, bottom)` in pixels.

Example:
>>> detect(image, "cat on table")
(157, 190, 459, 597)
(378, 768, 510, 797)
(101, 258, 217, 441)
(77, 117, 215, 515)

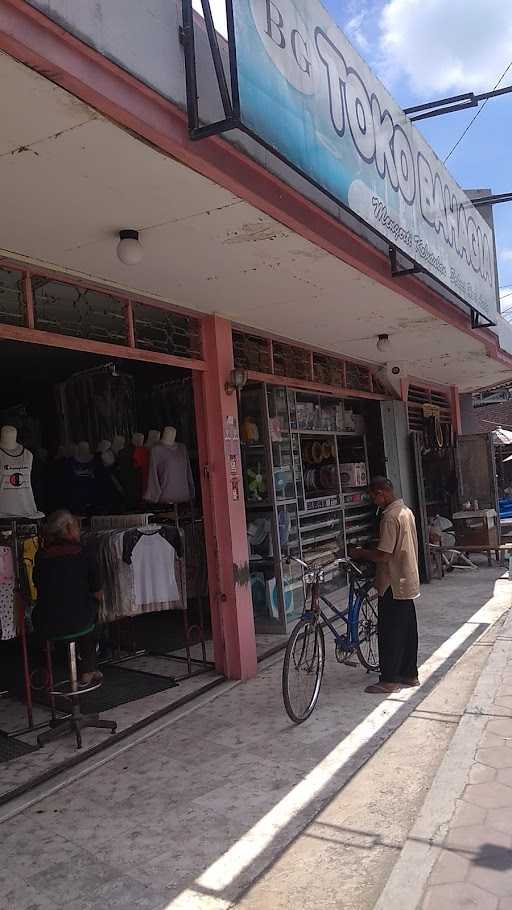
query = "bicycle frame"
(304, 571, 375, 653)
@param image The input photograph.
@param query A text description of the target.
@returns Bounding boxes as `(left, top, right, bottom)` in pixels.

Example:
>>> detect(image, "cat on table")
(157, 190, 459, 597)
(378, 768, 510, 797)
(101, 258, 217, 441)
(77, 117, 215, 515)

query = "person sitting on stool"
(33, 509, 103, 687)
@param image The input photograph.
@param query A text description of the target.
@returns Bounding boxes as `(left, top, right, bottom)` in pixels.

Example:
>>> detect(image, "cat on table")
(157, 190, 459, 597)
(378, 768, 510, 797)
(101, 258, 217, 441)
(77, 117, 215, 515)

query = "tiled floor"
(0, 562, 510, 910)
(0, 635, 286, 801)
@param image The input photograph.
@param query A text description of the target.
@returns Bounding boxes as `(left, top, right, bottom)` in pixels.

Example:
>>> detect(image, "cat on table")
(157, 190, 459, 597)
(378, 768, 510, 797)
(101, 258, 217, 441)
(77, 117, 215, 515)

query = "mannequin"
(112, 435, 125, 456)
(97, 440, 115, 467)
(76, 441, 93, 464)
(95, 441, 122, 509)
(133, 433, 151, 500)
(145, 430, 161, 449)
(65, 441, 98, 514)
(161, 426, 177, 447)
(0, 426, 18, 451)
(145, 427, 195, 504)
(116, 434, 142, 508)
(0, 425, 44, 518)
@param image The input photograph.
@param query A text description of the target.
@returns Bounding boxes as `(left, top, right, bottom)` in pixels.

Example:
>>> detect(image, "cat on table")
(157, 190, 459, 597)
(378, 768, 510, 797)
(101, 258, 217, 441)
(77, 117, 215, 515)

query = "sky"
(193, 0, 512, 313)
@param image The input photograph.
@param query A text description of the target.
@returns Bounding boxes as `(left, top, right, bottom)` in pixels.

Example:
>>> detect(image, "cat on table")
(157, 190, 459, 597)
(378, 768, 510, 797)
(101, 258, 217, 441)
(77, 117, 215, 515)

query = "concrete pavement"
(1, 562, 510, 910)
(376, 591, 512, 910)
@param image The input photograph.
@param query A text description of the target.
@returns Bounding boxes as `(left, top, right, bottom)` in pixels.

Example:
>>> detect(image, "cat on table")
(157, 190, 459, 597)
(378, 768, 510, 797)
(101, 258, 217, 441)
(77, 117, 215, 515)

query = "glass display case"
(240, 382, 376, 633)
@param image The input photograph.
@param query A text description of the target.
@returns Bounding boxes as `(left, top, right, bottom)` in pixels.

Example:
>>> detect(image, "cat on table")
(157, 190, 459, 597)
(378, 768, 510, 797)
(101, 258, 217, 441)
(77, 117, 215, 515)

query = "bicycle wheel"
(356, 586, 379, 672)
(282, 619, 325, 724)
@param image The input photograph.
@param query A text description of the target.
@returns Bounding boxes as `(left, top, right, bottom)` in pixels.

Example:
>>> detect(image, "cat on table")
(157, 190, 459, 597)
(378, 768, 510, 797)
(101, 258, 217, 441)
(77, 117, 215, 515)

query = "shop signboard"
(229, 0, 498, 321)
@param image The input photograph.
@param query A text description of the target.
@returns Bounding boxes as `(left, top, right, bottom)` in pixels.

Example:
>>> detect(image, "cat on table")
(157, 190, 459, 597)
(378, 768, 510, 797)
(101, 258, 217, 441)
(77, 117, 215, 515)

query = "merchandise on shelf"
(339, 462, 368, 487)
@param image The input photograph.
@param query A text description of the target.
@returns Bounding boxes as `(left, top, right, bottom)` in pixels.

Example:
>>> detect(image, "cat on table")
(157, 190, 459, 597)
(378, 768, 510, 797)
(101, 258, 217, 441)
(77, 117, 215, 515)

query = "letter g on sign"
(250, 0, 315, 95)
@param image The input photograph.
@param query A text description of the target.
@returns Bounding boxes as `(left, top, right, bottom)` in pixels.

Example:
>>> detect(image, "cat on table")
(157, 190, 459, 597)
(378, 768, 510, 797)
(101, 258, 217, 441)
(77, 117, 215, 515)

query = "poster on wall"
(228, 0, 497, 321)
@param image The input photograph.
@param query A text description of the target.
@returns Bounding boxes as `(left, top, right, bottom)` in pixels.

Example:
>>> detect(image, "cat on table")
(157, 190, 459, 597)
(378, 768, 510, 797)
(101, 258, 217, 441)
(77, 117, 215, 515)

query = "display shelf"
(298, 504, 344, 518)
(241, 381, 377, 633)
(293, 429, 360, 437)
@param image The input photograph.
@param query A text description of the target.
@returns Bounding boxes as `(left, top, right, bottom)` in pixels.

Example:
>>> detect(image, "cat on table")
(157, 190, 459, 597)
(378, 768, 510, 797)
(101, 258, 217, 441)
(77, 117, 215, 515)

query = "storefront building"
(0, 0, 512, 703)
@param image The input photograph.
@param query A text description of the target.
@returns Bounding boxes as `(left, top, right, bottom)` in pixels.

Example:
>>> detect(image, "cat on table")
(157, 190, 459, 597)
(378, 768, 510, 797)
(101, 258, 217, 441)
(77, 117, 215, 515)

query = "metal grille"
(0, 267, 24, 326)
(133, 302, 202, 359)
(273, 341, 311, 380)
(408, 384, 452, 431)
(312, 352, 345, 386)
(345, 361, 372, 392)
(233, 330, 385, 396)
(33, 279, 127, 345)
(233, 330, 271, 372)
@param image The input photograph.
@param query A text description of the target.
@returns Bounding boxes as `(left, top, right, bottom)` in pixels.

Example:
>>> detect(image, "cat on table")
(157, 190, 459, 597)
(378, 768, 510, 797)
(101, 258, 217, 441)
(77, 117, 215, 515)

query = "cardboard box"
(339, 462, 368, 487)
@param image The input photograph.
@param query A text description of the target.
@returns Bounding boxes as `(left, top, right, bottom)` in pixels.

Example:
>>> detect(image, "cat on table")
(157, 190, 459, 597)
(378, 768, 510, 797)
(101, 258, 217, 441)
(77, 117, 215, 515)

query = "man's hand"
(348, 546, 365, 560)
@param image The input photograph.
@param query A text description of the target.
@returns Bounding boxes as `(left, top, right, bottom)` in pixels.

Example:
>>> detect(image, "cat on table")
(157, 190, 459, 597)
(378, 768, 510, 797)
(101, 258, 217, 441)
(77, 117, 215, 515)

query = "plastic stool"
(37, 626, 117, 750)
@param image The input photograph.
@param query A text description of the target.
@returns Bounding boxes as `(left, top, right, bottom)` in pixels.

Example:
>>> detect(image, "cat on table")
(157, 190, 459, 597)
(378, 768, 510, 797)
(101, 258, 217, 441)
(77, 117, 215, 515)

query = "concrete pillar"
(193, 315, 257, 680)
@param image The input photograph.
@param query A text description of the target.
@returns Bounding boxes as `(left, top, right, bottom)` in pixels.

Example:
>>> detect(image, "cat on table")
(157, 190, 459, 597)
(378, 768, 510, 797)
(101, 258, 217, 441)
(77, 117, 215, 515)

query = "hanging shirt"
(0, 545, 15, 641)
(0, 446, 43, 518)
(115, 444, 141, 508)
(144, 443, 195, 504)
(22, 536, 39, 602)
(64, 457, 99, 514)
(133, 447, 150, 498)
(123, 526, 184, 609)
(0, 544, 14, 583)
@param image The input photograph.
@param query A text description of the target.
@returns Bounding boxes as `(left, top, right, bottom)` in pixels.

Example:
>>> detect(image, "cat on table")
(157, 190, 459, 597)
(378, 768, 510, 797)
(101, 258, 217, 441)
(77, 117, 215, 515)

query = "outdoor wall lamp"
(376, 333, 391, 353)
(117, 229, 143, 265)
(225, 367, 248, 395)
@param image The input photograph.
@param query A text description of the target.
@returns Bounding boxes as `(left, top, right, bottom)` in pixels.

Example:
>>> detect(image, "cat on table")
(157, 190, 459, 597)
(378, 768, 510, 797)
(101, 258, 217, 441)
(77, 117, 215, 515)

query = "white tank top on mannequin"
(0, 429, 44, 518)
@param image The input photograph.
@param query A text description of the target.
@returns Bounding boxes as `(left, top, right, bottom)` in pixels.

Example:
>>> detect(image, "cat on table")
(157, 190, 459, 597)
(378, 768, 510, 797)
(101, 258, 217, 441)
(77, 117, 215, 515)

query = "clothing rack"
(146, 503, 210, 677)
(90, 513, 153, 530)
(88, 507, 211, 680)
(0, 516, 44, 734)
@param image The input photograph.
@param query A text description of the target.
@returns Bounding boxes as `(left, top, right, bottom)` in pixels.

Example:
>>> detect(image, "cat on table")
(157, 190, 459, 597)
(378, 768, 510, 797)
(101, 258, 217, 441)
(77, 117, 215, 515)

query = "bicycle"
(282, 555, 379, 724)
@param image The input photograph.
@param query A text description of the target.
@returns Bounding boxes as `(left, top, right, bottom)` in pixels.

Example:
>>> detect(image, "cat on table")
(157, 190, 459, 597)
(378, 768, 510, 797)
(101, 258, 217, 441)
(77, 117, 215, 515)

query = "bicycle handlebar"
(284, 553, 364, 578)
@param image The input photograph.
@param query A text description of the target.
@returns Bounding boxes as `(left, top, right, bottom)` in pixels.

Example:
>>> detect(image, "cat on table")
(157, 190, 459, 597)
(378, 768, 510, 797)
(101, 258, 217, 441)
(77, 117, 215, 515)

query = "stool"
(37, 626, 117, 750)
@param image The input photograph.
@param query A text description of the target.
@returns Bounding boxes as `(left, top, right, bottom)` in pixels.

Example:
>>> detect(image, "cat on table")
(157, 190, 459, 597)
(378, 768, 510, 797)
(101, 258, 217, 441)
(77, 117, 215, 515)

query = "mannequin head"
(97, 440, 112, 455)
(145, 430, 161, 449)
(0, 425, 18, 451)
(112, 435, 125, 454)
(161, 426, 177, 446)
(76, 441, 92, 463)
(132, 432, 144, 448)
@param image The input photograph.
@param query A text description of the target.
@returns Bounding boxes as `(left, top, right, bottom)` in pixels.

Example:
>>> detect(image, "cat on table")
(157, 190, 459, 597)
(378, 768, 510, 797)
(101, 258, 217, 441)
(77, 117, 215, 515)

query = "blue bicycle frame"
(303, 569, 375, 655)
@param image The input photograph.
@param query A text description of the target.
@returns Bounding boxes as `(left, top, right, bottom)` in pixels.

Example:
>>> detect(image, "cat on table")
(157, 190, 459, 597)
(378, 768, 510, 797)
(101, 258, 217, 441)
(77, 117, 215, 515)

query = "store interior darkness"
(0, 340, 210, 697)
(421, 447, 458, 522)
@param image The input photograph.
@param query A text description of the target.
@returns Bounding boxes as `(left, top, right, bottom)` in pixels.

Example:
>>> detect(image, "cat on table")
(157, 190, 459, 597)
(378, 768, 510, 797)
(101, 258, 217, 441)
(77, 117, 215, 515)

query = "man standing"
(349, 476, 420, 695)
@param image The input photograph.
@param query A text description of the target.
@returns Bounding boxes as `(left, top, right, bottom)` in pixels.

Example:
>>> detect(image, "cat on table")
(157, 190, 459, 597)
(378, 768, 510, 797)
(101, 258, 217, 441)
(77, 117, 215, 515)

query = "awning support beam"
(388, 248, 496, 330)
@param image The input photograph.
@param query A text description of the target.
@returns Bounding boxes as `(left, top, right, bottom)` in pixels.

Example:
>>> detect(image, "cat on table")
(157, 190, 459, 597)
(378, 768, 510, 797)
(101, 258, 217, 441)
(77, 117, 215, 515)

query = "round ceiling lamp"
(376, 333, 391, 353)
(117, 229, 143, 266)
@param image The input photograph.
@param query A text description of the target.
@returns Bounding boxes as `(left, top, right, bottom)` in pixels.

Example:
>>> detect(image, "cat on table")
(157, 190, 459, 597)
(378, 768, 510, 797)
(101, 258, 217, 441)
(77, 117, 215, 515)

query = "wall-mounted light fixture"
(117, 229, 143, 265)
(225, 367, 248, 395)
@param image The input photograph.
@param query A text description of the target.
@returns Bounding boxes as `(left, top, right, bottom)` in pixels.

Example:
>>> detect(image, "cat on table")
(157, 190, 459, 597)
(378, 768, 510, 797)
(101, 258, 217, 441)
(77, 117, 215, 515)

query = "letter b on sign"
(251, 0, 314, 95)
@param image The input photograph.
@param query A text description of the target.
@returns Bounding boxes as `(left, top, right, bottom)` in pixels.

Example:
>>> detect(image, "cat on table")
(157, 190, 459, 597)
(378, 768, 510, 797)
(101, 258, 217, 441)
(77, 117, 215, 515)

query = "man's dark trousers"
(378, 586, 418, 683)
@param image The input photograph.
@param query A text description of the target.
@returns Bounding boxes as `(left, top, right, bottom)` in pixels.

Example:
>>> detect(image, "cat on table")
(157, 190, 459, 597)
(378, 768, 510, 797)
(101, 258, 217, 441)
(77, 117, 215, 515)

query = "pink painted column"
(193, 315, 257, 681)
